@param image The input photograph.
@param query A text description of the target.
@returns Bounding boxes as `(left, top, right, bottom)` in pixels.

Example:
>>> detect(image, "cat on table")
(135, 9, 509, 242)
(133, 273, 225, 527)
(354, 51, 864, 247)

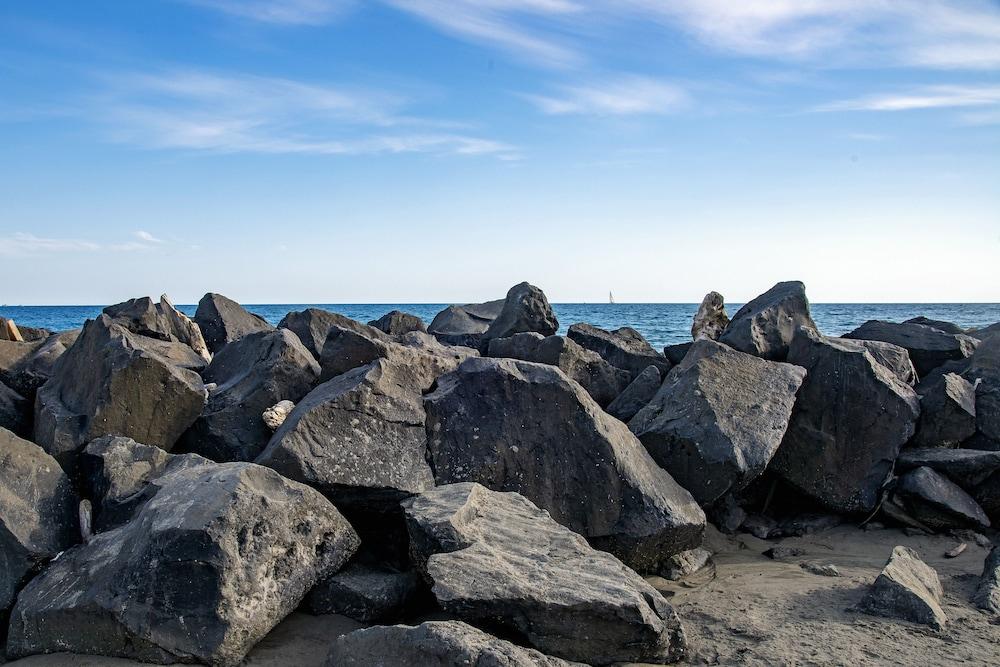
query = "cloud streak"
(0, 232, 173, 257)
(186, 0, 352, 26)
(817, 85, 1000, 112)
(522, 76, 689, 115)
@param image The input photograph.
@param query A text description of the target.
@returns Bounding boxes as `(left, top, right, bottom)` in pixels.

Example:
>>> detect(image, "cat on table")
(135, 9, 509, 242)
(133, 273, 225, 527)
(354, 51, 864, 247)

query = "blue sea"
(2, 303, 998, 348)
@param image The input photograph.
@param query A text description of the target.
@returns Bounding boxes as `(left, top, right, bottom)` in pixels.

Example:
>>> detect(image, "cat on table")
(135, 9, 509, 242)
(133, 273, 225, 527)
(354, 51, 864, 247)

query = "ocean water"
(2, 302, 998, 348)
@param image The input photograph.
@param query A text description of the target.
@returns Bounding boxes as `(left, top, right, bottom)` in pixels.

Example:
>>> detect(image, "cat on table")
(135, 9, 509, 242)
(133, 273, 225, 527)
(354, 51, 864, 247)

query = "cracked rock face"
(7, 462, 359, 666)
(567, 322, 671, 380)
(719, 280, 817, 361)
(403, 483, 688, 665)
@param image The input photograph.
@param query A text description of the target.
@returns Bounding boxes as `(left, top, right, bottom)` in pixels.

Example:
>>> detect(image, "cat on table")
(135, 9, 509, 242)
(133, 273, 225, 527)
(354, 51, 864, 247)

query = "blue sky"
(1, 0, 998, 305)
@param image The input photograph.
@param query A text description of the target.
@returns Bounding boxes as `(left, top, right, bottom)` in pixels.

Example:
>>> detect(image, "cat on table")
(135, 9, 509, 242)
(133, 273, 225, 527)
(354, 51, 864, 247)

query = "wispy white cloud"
(817, 85, 1000, 111)
(135, 230, 164, 243)
(0, 232, 172, 257)
(186, 0, 352, 26)
(522, 76, 689, 115)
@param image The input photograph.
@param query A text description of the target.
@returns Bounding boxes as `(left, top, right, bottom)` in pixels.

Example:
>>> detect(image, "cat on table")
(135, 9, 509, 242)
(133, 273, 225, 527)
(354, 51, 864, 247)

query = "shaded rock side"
(0, 379, 28, 436)
(972, 545, 1000, 614)
(568, 322, 671, 380)
(718, 280, 817, 361)
(844, 320, 978, 378)
(606, 364, 662, 423)
(103, 295, 211, 363)
(194, 292, 274, 353)
(913, 372, 976, 447)
(278, 307, 389, 361)
(858, 546, 947, 629)
(319, 325, 474, 384)
(306, 564, 423, 622)
(895, 448, 1000, 488)
(0, 329, 80, 400)
(892, 466, 990, 531)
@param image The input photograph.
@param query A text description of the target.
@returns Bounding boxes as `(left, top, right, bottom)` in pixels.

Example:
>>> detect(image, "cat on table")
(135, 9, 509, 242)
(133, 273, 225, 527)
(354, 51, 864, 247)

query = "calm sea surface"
(3, 303, 998, 348)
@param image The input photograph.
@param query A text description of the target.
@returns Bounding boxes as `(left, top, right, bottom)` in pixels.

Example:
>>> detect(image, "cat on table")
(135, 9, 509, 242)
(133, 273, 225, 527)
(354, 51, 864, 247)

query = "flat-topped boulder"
(769, 328, 920, 513)
(403, 483, 688, 665)
(629, 339, 806, 505)
(423, 357, 705, 570)
(606, 364, 662, 422)
(482, 281, 559, 342)
(904, 316, 966, 335)
(180, 329, 320, 462)
(718, 280, 817, 361)
(194, 292, 273, 353)
(892, 466, 990, 531)
(7, 462, 359, 666)
(844, 320, 978, 377)
(367, 310, 427, 335)
(859, 546, 947, 629)
(567, 322, 670, 380)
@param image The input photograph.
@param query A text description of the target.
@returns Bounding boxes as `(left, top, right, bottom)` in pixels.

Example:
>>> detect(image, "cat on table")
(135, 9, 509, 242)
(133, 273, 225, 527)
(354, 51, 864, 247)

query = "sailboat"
(608, 291, 615, 304)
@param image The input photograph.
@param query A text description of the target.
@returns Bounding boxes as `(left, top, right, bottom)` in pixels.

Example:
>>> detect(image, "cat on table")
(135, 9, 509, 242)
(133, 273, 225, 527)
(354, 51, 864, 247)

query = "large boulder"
(487, 332, 630, 406)
(769, 328, 920, 513)
(403, 483, 688, 665)
(629, 339, 806, 506)
(103, 295, 211, 363)
(892, 466, 990, 531)
(0, 428, 79, 628)
(567, 323, 671, 380)
(858, 546, 947, 629)
(33, 315, 207, 474)
(319, 324, 472, 384)
(423, 357, 705, 570)
(856, 339, 918, 386)
(482, 282, 558, 342)
(904, 316, 966, 335)
(193, 292, 273, 353)
(691, 291, 728, 340)
(368, 310, 427, 335)
(718, 280, 817, 361)
(895, 448, 1000, 488)
(606, 364, 662, 423)
(964, 335, 1000, 445)
(0, 379, 28, 435)
(278, 308, 387, 361)
(180, 329, 320, 462)
(7, 462, 359, 666)
(325, 621, 581, 667)
(913, 372, 976, 447)
(428, 299, 505, 337)
(844, 320, 978, 378)
(972, 545, 1000, 614)
(306, 563, 423, 622)
(0, 329, 80, 400)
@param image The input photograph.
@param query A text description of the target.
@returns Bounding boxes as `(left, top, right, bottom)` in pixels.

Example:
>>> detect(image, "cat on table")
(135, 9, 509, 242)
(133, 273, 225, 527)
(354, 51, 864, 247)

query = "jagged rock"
(718, 281, 817, 361)
(306, 564, 423, 622)
(663, 342, 692, 365)
(859, 546, 947, 629)
(481, 282, 558, 343)
(78, 435, 214, 531)
(857, 339, 918, 386)
(844, 320, 978, 378)
(568, 323, 671, 380)
(262, 400, 295, 431)
(180, 329, 320, 462)
(278, 308, 387, 361)
(7, 462, 359, 666)
(629, 339, 806, 505)
(0, 428, 79, 628)
(904, 316, 966, 335)
(763, 545, 806, 560)
(971, 321, 1000, 340)
(368, 310, 427, 335)
(661, 548, 713, 580)
(912, 372, 977, 447)
(0, 379, 28, 435)
(965, 335, 1000, 445)
(769, 328, 920, 513)
(606, 364, 662, 422)
(691, 291, 729, 340)
(424, 357, 705, 570)
(895, 448, 1000, 488)
(325, 621, 582, 667)
(403, 483, 688, 664)
(161, 294, 212, 362)
(801, 562, 840, 577)
(487, 332, 630, 406)
(892, 466, 990, 531)
(0, 329, 80, 399)
(972, 546, 1000, 614)
(34, 314, 207, 473)
(428, 299, 505, 338)
(707, 494, 747, 534)
(103, 295, 211, 362)
(194, 292, 273, 353)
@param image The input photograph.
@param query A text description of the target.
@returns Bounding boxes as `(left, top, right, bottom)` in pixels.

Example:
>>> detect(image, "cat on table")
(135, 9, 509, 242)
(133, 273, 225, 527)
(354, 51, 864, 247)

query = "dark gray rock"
(972, 470, 1000, 524)
(194, 292, 273, 353)
(0, 428, 78, 628)
(718, 281, 817, 361)
(0, 318, 50, 342)
(769, 328, 920, 513)
(763, 545, 806, 560)
(424, 357, 705, 570)
(844, 320, 978, 378)
(965, 335, 1000, 445)
(103, 295, 211, 362)
(427, 299, 505, 337)
(568, 323, 671, 380)
(629, 339, 806, 505)
(660, 547, 713, 580)
(7, 462, 359, 666)
(691, 291, 728, 340)
(742, 513, 779, 539)
(482, 282, 558, 342)
(893, 466, 990, 531)
(972, 545, 1000, 614)
(325, 621, 581, 667)
(320, 325, 475, 384)
(278, 308, 387, 361)
(403, 483, 688, 665)
(778, 513, 843, 537)
(33, 315, 207, 474)
(663, 342, 692, 366)
(487, 332, 630, 407)
(606, 364, 662, 422)
(79, 435, 214, 531)
(707, 494, 747, 534)
(180, 329, 320, 462)
(0, 379, 28, 436)
(0, 329, 79, 400)
(306, 564, 423, 622)
(895, 448, 1000, 488)
(904, 317, 966, 335)
(971, 321, 1000, 340)
(913, 372, 976, 447)
(858, 546, 947, 629)
(856, 339, 918, 386)
(368, 310, 427, 335)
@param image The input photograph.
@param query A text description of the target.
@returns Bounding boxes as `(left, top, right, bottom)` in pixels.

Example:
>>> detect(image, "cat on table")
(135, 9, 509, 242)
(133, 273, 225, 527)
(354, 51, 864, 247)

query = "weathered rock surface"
(104, 295, 211, 363)
(325, 621, 581, 667)
(0, 329, 80, 399)
(904, 316, 966, 335)
(428, 299, 505, 337)
(180, 329, 320, 462)
(913, 372, 976, 447)
(858, 546, 947, 629)
(691, 291, 728, 340)
(895, 448, 1000, 488)
(972, 545, 1000, 614)
(769, 328, 920, 513)
(629, 339, 806, 505)
(718, 280, 817, 361)
(0, 379, 28, 435)
(892, 466, 990, 531)
(567, 322, 671, 380)
(367, 310, 427, 335)
(606, 364, 662, 422)
(194, 292, 273, 353)
(306, 564, 423, 622)
(278, 308, 387, 361)
(844, 320, 978, 378)
(964, 335, 1000, 445)
(33, 314, 207, 473)
(482, 282, 558, 343)
(0, 428, 78, 626)
(403, 483, 688, 665)
(262, 400, 295, 431)
(663, 342, 692, 366)
(487, 332, 630, 406)
(424, 357, 705, 570)
(856, 339, 919, 386)
(660, 547, 713, 581)
(7, 462, 359, 666)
